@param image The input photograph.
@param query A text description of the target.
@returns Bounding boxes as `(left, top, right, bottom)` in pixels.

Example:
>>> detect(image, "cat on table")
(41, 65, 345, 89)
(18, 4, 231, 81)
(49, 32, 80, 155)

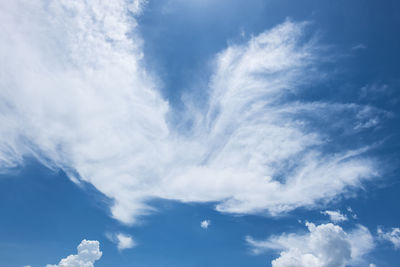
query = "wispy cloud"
(321, 210, 348, 223)
(377, 226, 400, 249)
(0, 0, 382, 224)
(352, 43, 367, 50)
(347, 207, 358, 219)
(246, 222, 374, 267)
(106, 232, 136, 251)
(46, 240, 102, 267)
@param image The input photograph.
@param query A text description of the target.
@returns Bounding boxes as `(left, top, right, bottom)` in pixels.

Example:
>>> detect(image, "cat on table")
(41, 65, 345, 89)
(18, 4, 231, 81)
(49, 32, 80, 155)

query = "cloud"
(116, 233, 136, 250)
(246, 222, 374, 267)
(0, 0, 168, 224)
(0, 0, 382, 224)
(352, 43, 367, 50)
(377, 227, 400, 249)
(321, 210, 348, 223)
(46, 240, 102, 267)
(128, 0, 148, 14)
(347, 207, 358, 219)
(107, 233, 136, 251)
(200, 220, 211, 229)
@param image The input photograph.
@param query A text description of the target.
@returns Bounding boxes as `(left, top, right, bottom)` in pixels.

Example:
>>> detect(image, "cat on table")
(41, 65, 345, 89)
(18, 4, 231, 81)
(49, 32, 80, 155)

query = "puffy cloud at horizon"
(0, 0, 383, 224)
(46, 239, 102, 267)
(246, 222, 374, 267)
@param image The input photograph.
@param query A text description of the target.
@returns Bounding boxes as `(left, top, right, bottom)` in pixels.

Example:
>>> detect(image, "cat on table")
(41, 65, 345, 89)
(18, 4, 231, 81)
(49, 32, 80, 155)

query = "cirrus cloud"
(0, 0, 383, 224)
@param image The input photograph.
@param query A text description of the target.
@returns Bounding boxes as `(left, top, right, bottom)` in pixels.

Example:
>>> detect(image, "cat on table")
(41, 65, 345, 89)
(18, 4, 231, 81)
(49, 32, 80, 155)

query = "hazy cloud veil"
(0, 0, 381, 224)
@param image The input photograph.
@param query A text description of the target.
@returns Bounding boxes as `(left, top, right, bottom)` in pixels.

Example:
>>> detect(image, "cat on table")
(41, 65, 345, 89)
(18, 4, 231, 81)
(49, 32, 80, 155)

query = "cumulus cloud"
(321, 210, 348, 223)
(0, 0, 382, 224)
(107, 233, 136, 251)
(246, 222, 374, 267)
(377, 227, 400, 249)
(46, 240, 102, 267)
(200, 220, 211, 229)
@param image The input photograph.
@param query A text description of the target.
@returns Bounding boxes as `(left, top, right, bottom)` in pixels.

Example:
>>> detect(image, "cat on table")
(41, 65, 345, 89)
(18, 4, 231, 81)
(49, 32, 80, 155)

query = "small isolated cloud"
(352, 43, 367, 50)
(347, 207, 358, 219)
(116, 233, 136, 250)
(46, 240, 102, 267)
(246, 222, 374, 267)
(321, 210, 348, 223)
(201, 220, 211, 229)
(107, 233, 136, 251)
(377, 227, 400, 249)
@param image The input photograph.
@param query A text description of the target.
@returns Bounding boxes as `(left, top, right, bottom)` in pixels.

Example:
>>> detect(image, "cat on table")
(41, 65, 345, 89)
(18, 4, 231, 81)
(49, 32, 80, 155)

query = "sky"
(0, 0, 399, 266)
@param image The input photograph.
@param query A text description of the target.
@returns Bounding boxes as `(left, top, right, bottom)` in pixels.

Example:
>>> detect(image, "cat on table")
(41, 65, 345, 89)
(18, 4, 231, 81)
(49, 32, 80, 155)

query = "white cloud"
(246, 222, 374, 267)
(200, 220, 211, 229)
(0, 0, 382, 224)
(346, 207, 358, 219)
(0, 0, 168, 224)
(46, 240, 102, 267)
(321, 210, 348, 223)
(117, 233, 136, 250)
(128, 0, 147, 14)
(377, 227, 400, 249)
(107, 232, 136, 251)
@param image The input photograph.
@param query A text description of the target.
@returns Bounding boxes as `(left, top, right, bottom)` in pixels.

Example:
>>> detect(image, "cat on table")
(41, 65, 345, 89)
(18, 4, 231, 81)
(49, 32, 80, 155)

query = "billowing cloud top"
(246, 222, 374, 267)
(46, 239, 102, 267)
(0, 0, 382, 224)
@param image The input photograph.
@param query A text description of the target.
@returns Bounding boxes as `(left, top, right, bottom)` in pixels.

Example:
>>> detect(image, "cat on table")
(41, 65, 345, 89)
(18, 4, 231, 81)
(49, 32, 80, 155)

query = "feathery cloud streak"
(0, 0, 381, 224)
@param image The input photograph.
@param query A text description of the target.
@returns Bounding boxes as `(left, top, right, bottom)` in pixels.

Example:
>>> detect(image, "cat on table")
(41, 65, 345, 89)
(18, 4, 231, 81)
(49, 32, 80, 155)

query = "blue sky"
(0, 0, 399, 266)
